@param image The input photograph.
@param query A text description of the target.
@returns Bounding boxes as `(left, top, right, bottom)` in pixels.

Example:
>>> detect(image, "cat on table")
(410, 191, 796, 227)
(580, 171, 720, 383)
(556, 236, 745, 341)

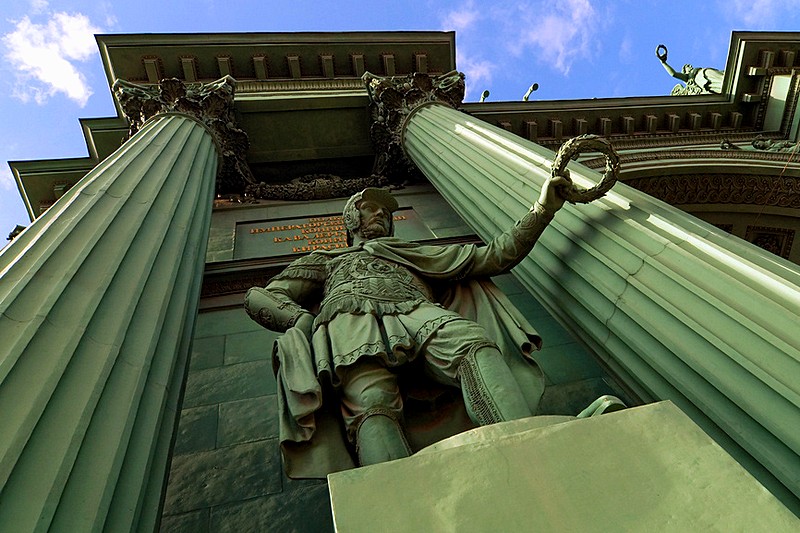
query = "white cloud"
(516, 0, 599, 75)
(30, 0, 49, 15)
(1, 166, 16, 191)
(3, 11, 102, 107)
(440, 1, 489, 99)
(441, 2, 479, 32)
(726, 0, 794, 27)
(459, 56, 497, 99)
(441, 0, 603, 94)
(96, 1, 118, 29)
(618, 35, 633, 64)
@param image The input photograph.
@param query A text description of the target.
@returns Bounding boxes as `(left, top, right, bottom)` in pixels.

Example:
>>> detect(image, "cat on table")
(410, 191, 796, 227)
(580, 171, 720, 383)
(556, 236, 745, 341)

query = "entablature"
(96, 31, 455, 113)
(463, 96, 749, 151)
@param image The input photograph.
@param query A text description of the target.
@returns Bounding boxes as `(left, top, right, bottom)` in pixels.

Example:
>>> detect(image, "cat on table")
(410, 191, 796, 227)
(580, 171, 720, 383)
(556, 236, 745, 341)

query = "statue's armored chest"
(323, 251, 432, 304)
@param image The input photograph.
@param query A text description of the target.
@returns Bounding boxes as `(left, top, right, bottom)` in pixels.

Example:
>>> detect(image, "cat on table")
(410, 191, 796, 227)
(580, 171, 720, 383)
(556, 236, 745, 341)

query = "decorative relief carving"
(583, 146, 800, 170)
(751, 135, 800, 153)
(745, 225, 795, 259)
(626, 174, 800, 208)
(363, 70, 465, 181)
(754, 70, 774, 129)
(235, 79, 365, 93)
(713, 223, 734, 233)
(719, 139, 741, 150)
(244, 173, 390, 201)
(779, 71, 800, 135)
(113, 76, 256, 193)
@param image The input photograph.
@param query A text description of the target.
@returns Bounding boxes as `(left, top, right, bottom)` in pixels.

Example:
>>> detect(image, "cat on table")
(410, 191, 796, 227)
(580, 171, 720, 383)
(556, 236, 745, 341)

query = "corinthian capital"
(113, 76, 255, 192)
(363, 71, 465, 180)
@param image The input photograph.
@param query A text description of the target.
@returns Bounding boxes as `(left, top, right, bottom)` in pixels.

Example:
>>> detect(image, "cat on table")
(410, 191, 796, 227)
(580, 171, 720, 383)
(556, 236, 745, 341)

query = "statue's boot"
(576, 395, 627, 418)
(355, 412, 412, 466)
(458, 344, 534, 425)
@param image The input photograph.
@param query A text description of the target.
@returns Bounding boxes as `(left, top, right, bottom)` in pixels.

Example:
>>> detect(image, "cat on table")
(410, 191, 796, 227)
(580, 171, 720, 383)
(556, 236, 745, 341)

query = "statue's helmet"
(343, 187, 399, 244)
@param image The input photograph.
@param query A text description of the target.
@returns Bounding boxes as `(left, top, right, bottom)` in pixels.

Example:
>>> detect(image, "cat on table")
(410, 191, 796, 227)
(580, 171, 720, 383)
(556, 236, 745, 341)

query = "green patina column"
(0, 77, 252, 532)
(364, 71, 800, 512)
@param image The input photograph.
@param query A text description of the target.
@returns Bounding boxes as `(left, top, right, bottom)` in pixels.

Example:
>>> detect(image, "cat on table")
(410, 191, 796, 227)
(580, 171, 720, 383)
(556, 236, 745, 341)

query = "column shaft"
(0, 114, 218, 532)
(403, 103, 800, 510)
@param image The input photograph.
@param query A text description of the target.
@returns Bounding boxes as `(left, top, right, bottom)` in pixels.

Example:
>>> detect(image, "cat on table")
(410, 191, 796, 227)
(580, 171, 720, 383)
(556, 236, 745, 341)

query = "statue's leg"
(457, 342, 533, 425)
(355, 411, 411, 466)
(340, 359, 411, 466)
(420, 316, 536, 426)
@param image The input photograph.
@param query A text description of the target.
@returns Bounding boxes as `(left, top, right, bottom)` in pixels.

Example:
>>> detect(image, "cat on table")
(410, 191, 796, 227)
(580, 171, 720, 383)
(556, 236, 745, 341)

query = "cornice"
(96, 31, 456, 46)
(462, 100, 749, 149)
(564, 131, 759, 154)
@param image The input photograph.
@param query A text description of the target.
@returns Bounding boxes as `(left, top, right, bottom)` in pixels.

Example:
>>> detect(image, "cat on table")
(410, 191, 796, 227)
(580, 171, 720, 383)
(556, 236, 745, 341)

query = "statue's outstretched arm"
(469, 173, 570, 277)
(470, 135, 619, 277)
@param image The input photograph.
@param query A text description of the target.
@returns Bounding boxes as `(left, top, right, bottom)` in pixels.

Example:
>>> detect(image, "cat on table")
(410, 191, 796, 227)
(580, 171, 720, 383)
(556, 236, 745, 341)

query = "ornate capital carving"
(363, 70, 465, 180)
(113, 76, 255, 192)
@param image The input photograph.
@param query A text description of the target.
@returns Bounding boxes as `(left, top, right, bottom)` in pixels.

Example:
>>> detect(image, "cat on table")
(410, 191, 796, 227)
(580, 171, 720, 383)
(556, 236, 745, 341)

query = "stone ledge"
(329, 402, 799, 532)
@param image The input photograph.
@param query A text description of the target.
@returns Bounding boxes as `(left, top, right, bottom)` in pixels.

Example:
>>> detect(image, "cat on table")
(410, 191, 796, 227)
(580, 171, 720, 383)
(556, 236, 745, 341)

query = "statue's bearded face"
(357, 200, 392, 239)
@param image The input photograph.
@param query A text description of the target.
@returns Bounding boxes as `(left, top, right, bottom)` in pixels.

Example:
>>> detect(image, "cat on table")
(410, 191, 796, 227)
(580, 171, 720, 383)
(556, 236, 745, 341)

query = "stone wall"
(160, 307, 334, 533)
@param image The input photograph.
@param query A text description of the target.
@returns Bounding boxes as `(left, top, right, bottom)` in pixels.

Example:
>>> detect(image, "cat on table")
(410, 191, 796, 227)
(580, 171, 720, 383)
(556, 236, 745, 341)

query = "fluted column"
(0, 77, 250, 531)
(364, 72, 800, 511)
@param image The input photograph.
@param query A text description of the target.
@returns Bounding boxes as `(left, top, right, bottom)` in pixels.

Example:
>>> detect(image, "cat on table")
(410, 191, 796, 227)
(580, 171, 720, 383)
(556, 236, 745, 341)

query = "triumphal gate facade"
(2, 31, 800, 531)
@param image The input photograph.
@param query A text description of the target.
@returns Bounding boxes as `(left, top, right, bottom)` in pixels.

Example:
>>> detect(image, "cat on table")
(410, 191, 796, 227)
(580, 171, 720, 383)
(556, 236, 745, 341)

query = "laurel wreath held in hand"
(551, 134, 620, 204)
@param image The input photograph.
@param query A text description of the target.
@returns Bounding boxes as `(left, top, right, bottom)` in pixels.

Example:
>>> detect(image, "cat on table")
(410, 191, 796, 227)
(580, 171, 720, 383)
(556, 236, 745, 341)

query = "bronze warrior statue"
(245, 172, 576, 476)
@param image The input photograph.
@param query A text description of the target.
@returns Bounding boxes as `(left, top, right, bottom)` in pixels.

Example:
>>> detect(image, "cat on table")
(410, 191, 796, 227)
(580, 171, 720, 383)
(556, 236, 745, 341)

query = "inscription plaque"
(235, 207, 435, 259)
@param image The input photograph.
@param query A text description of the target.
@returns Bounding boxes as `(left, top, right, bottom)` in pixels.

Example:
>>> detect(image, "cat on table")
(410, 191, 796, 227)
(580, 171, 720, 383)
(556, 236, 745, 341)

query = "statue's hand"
(538, 172, 572, 213)
(548, 135, 619, 206)
(293, 313, 315, 342)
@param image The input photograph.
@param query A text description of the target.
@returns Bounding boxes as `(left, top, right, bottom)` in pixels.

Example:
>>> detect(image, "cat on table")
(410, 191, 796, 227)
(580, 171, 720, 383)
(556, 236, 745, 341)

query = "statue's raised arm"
(471, 135, 618, 276)
(656, 44, 689, 82)
(656, 44, 724, 95)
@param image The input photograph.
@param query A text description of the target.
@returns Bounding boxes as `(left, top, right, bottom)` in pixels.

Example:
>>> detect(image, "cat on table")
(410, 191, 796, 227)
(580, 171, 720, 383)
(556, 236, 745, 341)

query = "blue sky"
(2, 0, 800, 241)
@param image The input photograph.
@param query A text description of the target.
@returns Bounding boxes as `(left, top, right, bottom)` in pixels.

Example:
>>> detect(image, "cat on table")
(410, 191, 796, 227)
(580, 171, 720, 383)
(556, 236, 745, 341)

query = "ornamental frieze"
(625, 174, 800, 208)
(583, 146, 800, 170)
(244, 174, 390, 202)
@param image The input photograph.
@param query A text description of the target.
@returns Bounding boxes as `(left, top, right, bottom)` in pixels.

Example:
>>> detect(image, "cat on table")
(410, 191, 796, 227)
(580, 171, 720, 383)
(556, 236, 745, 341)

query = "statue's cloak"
(272, 238, 544, 478)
